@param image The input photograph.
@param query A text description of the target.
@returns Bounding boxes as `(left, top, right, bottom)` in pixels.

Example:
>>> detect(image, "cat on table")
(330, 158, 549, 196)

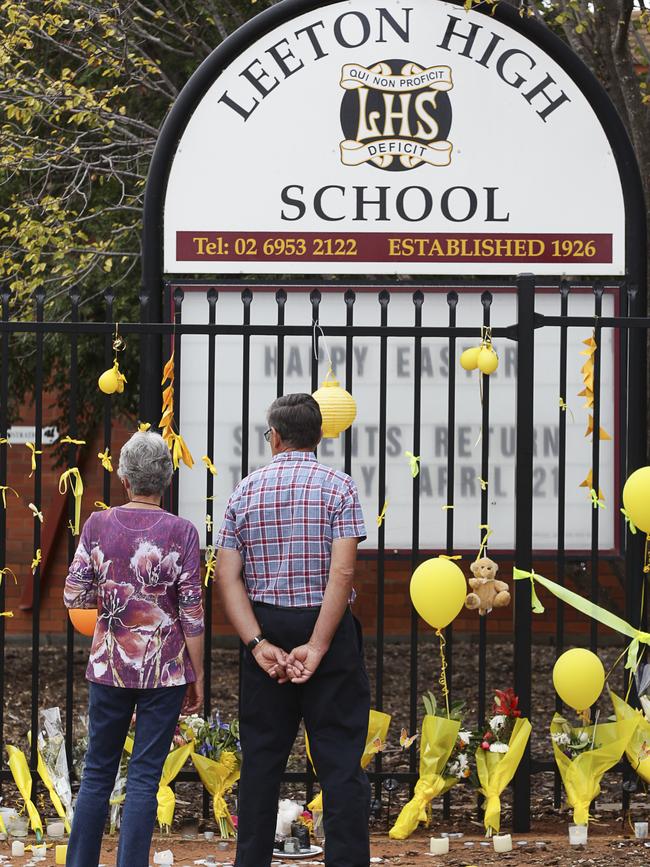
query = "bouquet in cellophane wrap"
(190, 714, 241, 838)
(156, 719, 196, 831)
(390, 693, 470, 840)
(306, 709, 391, 815)
(550, 712, 638, 824)
(610, 667, 650, 784)
(35, 707, 74, 831)
(475, 689, 531, 836)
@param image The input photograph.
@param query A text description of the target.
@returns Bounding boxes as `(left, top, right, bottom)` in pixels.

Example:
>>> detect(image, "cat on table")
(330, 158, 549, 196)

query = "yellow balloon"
(622, 466, 650, 534)
(98, 367, 118, 394)
(460, 346, 480, 371)
(477, 345, 499, 374)
(409, 557, 467, 630)
(553, 648, 604, 712)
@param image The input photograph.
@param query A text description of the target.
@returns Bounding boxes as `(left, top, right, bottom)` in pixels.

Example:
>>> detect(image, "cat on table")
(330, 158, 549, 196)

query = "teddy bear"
(465, 556, 510, 616)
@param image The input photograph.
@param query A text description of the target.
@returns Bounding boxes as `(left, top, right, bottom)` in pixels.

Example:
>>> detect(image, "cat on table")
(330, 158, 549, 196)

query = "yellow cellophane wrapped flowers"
(192, 750, 240, 838)
(551, 712, 638, 825)
(157, 741, 194, 830)
(610, 690, 650, 783)
(476, 716, 531, 835)
(389, 715, 460, 840)
(6, 745, 44, 838)
(307, 709, 391, 815)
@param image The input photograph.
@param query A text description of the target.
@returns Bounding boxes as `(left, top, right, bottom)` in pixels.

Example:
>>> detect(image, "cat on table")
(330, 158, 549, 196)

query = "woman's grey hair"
(117, 431, 173, 496)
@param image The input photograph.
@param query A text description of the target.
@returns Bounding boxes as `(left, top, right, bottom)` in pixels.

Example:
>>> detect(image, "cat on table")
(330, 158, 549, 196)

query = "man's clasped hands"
(251, 638, 326, 685)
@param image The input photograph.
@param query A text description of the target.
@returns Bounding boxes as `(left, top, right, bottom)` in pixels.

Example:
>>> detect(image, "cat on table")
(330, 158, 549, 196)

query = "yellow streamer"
(58, 469, 83, 536)
(60, 436, 86, 446)
(31, 549, 41, 573)
(404, 451, 420, 478)
(0, 567, 18, 584)
(98, 449, 113, 472)
(439, 554, 462, 561)
(204, 545, 217, 587)
(513, 567, 650, 671)
(620, 508, 638, 534)
(376, 499, 388, 528)
(201, 456, 218, 476)
(0, 485, 18, 508)
(25, 442, 42, 477)
(94, 501, 110, 510)
(589, 488, 605, 510)
(436, 628, 450, 719)
(28, 503, 43, 523)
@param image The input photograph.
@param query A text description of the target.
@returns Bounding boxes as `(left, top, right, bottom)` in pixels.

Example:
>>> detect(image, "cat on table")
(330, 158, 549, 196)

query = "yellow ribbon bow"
(589, 488, 605, 510)
(138, 422, 151, 432)
(0, 567, 17, 584)
(377, 499, 388, 527)
(620, 508, 637, 534)
(58, 469, 83, 536)
(0, 611, 13, 618)
(0, 485, 18, 508)
(201, 456, 218, 476)
(60, 436, 86, 446)
(25, 442, 42, 477)
(28, 503, 44, 523)
(31, 548, 41, 573)
(204, 545, 217, 587)
(0, 437, 10, 446)
(167, 432, 194, 470)
(94, 501, 110, 510)
(98, 449, 113, 472)
(405, 451, 420, 478)
(513, 567, 650, 671)
(205, 514, 213, 532)
(477, 477, 488, 491)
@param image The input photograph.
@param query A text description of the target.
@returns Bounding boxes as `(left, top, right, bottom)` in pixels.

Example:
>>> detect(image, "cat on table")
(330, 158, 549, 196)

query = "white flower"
(458, 731, 473, 746)
(578, 731, 590, 744)
(448, 753, 469, 779)
(489, 715, 507, 732)
(551, 732, 571, 746)
(641, 695, 650, 723)
(489, 742, 509, 753)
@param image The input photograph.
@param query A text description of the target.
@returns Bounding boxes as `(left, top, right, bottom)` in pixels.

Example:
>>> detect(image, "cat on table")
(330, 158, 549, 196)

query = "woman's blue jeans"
(66, 681, 186, 867)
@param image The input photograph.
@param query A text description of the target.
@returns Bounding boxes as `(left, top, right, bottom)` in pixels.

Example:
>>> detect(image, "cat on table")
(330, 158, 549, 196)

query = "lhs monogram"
(339, 59, 453, 171)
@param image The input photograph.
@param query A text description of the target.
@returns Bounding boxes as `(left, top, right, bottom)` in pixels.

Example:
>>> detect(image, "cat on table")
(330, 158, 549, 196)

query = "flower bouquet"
(610, 670, 650, 784)
(190, 714, 241, 838)
(34, 707, 73, 831)
(550, 711, 638, 824)
(156, 720, 196, 831)
(475, 689, 531, 835)
(6, 745, 44, 839)
(389, 693, 468, 840)
(306, 709, 391, 815)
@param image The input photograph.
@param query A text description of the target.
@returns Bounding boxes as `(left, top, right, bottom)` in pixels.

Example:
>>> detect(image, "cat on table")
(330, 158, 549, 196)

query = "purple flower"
(130, 543, 181, 596)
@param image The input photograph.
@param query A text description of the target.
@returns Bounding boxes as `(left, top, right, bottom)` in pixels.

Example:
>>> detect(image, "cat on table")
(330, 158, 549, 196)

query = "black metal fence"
(0, 273, 646, 831)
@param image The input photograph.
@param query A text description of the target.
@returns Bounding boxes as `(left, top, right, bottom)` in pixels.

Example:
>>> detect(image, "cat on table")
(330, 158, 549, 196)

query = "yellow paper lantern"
(553, 648, 604, 712)
(622, 466, 650, 535)
(312, 371, 357, 438)
(409, 557, 466, 631)
(460, 346, 481, 371)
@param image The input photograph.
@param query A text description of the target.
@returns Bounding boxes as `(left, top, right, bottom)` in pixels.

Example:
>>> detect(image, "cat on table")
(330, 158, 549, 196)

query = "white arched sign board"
(164, 0, 625, 276)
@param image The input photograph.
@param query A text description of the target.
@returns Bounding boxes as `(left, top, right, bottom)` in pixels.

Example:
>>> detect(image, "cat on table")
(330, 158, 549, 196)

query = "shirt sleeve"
(63, 516, 97, 609)
(177, 524, 204, 637)
(331, 479, 367, 542)
(215, 487, 242, 551)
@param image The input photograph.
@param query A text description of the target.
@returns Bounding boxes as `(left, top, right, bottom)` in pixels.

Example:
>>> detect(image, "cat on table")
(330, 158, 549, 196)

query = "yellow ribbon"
(58, 468, 83, 536)
(0, 485, 18, 508)
(0, 611, 13, 618)
(590, 488, 605, 510)
(167, 432, 194, 470)
(558, 397, 575, 422)
(31, 549, 41, 573)
(94, 501, 110, 510)
(138, 422, 151, 432)
(440, 554, 462, 560)
(441, 504, 454, 510)
(404, 451, 420, 478)
(0, 437, 10, 446)
(436, 628, 450, 718)
(60, 436, 86, 446)
(513, 567, 650, 671)
(97, 449, 113, 472)
(204, 545, 216, 587)
(477, 477, 488, 491)
(620, 508, 637, 534)
(28, 503, 43, 523)
(376, 499, 388, 528)
(0, 567, 18, 584)
(201, 456, 217, 476)
(205, 514, 213, 532)
(25, 442, 42, 477)
(476, 525, 493, 561)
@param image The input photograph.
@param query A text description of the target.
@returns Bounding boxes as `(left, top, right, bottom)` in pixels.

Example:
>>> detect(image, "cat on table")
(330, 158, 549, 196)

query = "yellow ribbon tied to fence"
(25, 442, 42, 477)
(513, 567, 650, 672)
(58, 468, 84, 536)
(6, 745, 43, 838)
(307, 709, 391, 816)
(389, 714, 459, 839)
(157, 741, 194, 831)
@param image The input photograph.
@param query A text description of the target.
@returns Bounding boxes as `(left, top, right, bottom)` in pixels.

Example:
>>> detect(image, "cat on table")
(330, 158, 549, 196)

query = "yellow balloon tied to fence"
(553, 648, 605, 713)
(312, 368, 356, 438)
(477, 345, 499, 374)
(98, 361, 127, 395)
(409, 557, 466, 630)
(622, 466, 650, 535)
(460, 346, 481, 371)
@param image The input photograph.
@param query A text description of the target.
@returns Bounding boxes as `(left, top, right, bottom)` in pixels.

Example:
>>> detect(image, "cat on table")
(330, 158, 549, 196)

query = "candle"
(152, 851, 174, 864)
(284, 837, 300, 854)
(493, 834, 513, 853)
(635, 822, 648, 839)
(32, 843, 47, 858)
(56, 844, 68, 865)
(429, 837, 450, 854)
(11, 840, 25, 856)
(47, 820, 65, 837)
(204, 831, 215, 841)
(568, 824, 588, 846)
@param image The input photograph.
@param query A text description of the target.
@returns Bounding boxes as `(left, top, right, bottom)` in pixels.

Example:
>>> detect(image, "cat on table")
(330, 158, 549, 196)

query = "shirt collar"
(272, 451, 316, 463)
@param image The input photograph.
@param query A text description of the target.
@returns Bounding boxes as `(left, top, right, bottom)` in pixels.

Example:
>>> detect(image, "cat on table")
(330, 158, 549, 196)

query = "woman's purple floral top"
(64, 507, 204, 689)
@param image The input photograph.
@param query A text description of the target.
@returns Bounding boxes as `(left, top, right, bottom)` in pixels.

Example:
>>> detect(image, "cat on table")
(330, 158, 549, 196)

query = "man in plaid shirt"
(216, 393, 370, 867)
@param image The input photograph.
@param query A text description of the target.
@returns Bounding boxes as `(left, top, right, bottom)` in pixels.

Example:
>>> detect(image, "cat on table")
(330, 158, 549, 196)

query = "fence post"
(513, 273, 536, 832)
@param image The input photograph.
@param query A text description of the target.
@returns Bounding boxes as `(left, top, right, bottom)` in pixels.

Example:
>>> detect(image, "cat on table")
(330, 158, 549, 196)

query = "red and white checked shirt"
(215, 451, 366, 607)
